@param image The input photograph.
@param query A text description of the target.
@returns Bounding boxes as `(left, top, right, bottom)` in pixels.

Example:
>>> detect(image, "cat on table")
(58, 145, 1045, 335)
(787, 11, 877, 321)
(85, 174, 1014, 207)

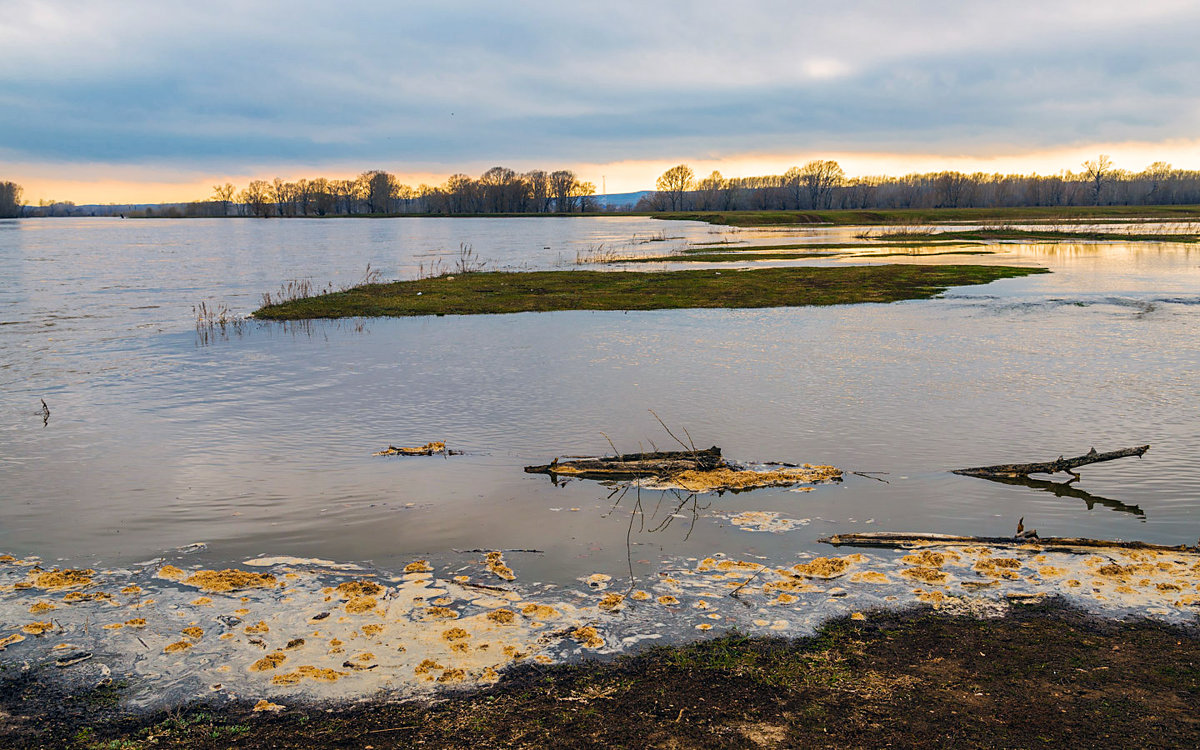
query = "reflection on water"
(956, 473, 1145, 518)
(1, 217, 1199, 597)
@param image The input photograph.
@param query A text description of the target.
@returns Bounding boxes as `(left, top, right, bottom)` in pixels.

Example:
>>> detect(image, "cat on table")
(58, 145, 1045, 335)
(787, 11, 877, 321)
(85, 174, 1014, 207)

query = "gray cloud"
(1, 0, 1198, 171)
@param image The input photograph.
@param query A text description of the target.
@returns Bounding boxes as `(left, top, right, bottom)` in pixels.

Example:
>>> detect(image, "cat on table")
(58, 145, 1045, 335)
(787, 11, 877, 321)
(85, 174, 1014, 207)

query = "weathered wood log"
(952, 445, 1149, 479)
(524, 446, 724, 479)
(820, 531, 1197, 553)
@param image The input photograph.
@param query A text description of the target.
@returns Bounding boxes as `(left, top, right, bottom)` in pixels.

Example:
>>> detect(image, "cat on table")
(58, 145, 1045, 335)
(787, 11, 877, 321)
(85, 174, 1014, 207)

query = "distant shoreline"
(26, 204, 1200, 226)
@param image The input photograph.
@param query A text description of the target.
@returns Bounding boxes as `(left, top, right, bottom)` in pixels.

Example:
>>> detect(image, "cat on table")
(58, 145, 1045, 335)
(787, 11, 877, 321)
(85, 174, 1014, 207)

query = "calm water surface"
(1, 217, 1198, 587)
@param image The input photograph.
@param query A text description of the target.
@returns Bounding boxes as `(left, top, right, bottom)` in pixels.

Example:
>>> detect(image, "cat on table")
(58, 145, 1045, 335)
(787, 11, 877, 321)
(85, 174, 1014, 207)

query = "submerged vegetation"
(253, 265, 1046, 319)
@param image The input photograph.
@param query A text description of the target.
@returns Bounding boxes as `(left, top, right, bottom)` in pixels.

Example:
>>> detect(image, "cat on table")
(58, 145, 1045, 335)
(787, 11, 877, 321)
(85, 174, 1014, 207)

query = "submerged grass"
(253, 265, 1046, 319)
(655, 205, 1200, 227)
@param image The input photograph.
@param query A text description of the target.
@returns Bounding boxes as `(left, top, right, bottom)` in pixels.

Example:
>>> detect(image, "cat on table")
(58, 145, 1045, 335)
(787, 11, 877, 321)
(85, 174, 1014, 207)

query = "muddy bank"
(4, 601, 1199, 749)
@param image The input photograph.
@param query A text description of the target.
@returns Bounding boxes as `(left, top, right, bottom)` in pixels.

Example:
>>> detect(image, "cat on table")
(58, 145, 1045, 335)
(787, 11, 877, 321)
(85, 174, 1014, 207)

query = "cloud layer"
(2, 0, 1198, 193)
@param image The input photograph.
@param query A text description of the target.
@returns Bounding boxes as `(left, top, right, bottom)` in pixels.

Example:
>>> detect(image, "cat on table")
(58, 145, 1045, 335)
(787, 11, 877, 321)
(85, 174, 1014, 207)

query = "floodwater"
(2, 216, 1199, 586)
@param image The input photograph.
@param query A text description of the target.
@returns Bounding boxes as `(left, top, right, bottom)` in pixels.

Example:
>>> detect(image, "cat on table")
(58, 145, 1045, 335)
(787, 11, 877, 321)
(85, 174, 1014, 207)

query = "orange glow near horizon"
(10, 138, 1200, 206)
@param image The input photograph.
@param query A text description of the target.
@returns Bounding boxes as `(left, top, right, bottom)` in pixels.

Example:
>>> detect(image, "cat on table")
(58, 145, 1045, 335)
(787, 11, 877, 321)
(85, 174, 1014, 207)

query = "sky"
(2, 0, 1199, 204)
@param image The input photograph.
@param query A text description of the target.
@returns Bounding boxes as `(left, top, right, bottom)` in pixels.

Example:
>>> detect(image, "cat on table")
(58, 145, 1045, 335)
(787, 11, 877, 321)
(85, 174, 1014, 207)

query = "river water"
(2, 216, 1198, 585)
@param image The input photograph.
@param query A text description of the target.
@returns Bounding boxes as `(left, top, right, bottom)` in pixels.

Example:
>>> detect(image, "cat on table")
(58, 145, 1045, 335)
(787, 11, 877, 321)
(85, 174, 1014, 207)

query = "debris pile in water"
(374, 442, 449, 456)
(665, 465, 842, 493)
(526, 446, 841, 493)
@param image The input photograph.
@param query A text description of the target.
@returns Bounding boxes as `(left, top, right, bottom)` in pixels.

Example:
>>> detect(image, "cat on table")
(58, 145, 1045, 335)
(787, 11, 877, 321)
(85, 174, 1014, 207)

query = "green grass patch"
(254, 265, 1046, 320)
(655, 205, 1200, 227)
(868, 228, 1200, 243)
(616, 247, 996, 263)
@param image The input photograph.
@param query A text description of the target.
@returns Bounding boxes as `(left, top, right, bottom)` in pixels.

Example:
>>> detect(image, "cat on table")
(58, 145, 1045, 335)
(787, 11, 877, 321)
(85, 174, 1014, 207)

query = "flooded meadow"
(2, 216, 1199, 706)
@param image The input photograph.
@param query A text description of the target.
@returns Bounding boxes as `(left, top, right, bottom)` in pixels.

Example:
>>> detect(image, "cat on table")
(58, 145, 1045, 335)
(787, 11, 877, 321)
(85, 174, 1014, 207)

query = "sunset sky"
(2, 0, 1198, 204)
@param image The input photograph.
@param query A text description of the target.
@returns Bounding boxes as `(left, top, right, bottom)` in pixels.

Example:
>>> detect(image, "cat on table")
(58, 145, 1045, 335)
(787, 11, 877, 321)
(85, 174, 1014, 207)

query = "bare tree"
(1142, 161, 1172, 204)
(655, 164, 694, 211)
(360, 170, 395, 214)
(524, 170, 550, 212)
(210, 183, 235, 216)
(549, 170, 580, 212)
(1082, 154, 1114, 205)
(0, 181, 23, 218)
(695, 171, 726, 210)
(240, 180, 271, 217)
(799, 160, 845, 209)
(444, 173, 479, 213)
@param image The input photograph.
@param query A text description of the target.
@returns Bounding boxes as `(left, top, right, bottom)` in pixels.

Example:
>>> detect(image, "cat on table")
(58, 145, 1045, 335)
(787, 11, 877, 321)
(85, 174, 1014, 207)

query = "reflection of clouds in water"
(2, 219, 1200, 584)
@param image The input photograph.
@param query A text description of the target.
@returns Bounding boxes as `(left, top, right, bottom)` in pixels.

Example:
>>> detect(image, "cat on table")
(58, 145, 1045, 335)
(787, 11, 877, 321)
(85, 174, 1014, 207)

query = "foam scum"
(0, 555, 606, 708)
(4, 539, 1200, 709)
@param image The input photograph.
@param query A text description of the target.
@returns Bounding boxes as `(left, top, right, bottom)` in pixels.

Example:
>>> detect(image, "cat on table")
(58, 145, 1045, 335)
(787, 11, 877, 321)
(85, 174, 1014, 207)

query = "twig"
(452, 548, 544, 554)
(852, 471, 890, 484)
(361, 725, 420, 735)
(454, 581, 513, 594)
(729, 564, 767, 599)
(648, 410, 693, 454)
(600, 431, 620, 457)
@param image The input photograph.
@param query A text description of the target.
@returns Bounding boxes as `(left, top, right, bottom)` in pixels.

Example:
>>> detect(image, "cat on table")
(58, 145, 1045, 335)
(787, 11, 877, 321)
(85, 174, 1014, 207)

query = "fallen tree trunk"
(524, 446, 724, 479)
(820, 531, 1197, 554)
(952, 445, 1149, 479)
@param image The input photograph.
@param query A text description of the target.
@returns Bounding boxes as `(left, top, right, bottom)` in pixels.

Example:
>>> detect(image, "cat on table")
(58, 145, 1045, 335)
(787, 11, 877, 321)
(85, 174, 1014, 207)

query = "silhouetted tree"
(799, 160, 845, 209)
(240, 180, 272, 217)
(1083, 155, 1114, 205)
(0, 181, 22, 218)
(211, 183, 235, 216)
(655, 164, 694, 210)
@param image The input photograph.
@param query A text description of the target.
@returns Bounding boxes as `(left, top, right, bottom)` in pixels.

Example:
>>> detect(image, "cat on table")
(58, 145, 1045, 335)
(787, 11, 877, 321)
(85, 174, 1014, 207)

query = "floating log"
(820, 531, 1197, 554)
(524, 446, 724, 479)
(374, 441, 449, 457)
(952, 445, 1149, 479)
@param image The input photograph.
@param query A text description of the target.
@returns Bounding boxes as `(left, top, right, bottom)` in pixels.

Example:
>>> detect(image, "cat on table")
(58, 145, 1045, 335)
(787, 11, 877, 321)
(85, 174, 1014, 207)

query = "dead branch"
(953, 445, 1149, 479)
(524, 446, 724, 479)
(820, 531, 1197, 554)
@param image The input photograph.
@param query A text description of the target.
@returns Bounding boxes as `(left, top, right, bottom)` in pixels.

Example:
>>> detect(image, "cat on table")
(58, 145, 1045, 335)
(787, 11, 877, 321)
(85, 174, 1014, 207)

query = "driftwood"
(953, 445, 1149, 479)
(524, 446, 725, 479)
(374, 441, 455, 457)
(820, 531, 1197, 554)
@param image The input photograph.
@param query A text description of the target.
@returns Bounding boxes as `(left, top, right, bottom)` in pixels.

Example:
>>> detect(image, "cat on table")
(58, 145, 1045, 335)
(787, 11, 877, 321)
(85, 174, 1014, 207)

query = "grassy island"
(253, 264, 1047, 319)
(654, 204, 1200, 227)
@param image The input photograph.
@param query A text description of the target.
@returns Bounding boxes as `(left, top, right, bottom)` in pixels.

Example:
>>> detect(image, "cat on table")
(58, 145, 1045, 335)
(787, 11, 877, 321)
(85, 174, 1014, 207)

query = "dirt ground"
(3, 600, 1198, 749)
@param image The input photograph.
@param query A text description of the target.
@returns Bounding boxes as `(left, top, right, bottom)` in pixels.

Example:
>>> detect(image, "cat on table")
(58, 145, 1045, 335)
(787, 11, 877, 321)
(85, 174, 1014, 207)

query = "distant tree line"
(637, 157, 1200, 211)
(0, 181, 22, 218)
(185, 167, 600, 218)
(11, 155, 1200, 219)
